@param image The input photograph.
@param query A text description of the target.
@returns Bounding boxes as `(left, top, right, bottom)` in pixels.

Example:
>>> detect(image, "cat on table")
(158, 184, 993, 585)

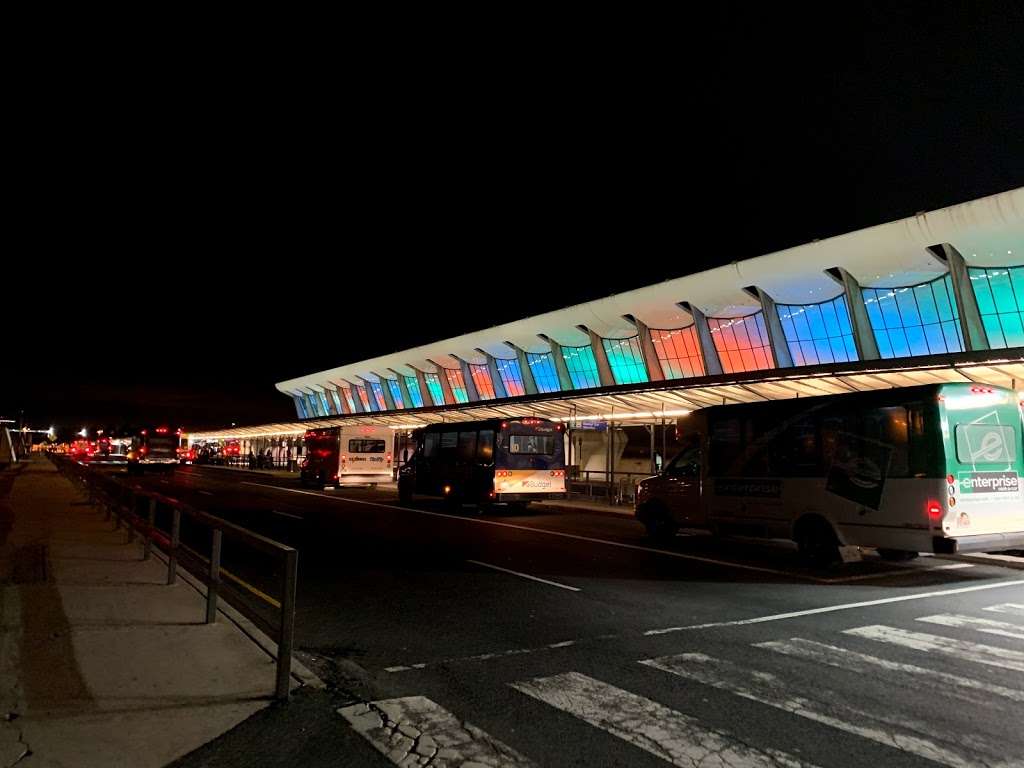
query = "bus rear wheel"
(795, 517, 840, 567)
(878, 548, 919, 561)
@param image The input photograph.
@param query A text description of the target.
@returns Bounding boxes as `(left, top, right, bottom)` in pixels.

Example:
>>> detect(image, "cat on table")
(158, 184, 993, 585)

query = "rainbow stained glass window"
(320, 390, 337, 415)
(495, 358, 525, 397)
(404, 376, 424, 408)
(969, 266, 1024, 349)
(354, 385, 372, 412)
(526, 352, 560, 393)
(862, 274, 963, 358)
(385, 379, 404, 409)
(341, 386, 356, 413)
(329, 389, 343, 414)
(650, 326, 704, 379)
(293, 395, 308, 419)
(443, 368, 469, 403)
(776, 295, 858, 366)
(707, 313, 775, 373)
(369, 381, 387, 411)
(469, 364, 496, 400)
(423, 373, 445, 406)
(602, 336, 649, 385)
(561, 345, 601, 389)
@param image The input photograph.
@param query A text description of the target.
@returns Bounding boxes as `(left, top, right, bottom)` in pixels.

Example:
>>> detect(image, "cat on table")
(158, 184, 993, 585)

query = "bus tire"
(795, 516, 840, 567)
(878, 548, 919, 561)
(640, 503, 678, 542)
(398, 479, 412, 504)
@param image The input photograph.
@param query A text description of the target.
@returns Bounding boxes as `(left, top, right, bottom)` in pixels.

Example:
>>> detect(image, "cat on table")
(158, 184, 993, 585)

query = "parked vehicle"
(301, 426, 393, 487)
(635, 383, 1024, 563)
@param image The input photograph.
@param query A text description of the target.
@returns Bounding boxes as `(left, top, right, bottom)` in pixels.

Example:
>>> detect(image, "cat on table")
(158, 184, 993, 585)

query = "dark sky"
(5, 4, 1023, 435)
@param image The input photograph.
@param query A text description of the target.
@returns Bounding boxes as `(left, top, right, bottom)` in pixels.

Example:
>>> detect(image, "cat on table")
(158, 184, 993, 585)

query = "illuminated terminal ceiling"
(189, 188, 1023, 441)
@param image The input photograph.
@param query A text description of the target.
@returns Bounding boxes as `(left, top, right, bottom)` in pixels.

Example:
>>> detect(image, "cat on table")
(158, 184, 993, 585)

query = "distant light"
(79, 428, 88, 437)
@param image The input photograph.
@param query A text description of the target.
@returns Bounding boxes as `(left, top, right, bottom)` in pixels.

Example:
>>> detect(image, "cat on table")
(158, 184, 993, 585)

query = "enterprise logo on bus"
(957, 471, 1020, 494)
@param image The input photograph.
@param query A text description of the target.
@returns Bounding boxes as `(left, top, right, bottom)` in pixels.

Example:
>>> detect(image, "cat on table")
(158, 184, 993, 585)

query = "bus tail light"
(443, 485, 451, 495)
(926, 500, 943, 519)
(386, 453, 392, 464)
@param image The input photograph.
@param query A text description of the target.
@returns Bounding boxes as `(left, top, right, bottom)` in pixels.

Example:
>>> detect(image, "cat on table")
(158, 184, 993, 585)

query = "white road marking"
(844, 625, 1024, 672)
(383, 638, 591, 674)
(234, 483, 892, 584)
(958, 553, 1024, 564)
(198, 490, 214, 496)
(984, 603, 1024, 616)
(641, 652, 1008, 768)
(644, 580, 1024, 635)
(339, 696, 535, 766)
(466, 559, 580, 592)
(916, 613, 1024, 641)
(930, 563, 976, 570)
(268, 509, 303, 521)
(755, 637, 1024, 703)
(511, 671, 821, 767)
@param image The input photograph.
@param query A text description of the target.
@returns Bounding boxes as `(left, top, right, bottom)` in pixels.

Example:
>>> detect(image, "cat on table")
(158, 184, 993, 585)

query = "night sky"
(5, 4, 1023, 435)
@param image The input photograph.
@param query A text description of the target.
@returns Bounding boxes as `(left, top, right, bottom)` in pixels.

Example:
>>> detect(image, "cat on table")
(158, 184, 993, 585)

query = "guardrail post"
(205, 529, 222, 624)
(275, 549, 298, 700)
(168, 508, 181, 585)
(144, 498, 156, 560)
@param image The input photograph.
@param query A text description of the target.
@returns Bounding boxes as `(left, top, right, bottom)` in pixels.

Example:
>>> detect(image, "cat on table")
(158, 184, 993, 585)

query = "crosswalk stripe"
(984, 603, 1024, 617)
(755, 637, 1024, 703)
(916, 613, 1024, 641)
(338, 696, 535, 767)
(844, 625, 1024, 673)
(641, 652, 1011, 768)
(510, 671, 820, 767)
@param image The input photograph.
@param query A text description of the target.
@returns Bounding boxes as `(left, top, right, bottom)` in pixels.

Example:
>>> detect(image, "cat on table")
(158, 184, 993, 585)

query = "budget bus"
(398, 417, 567, 508)
(126, 427, 180, 474)
(301, 425, 394, 487)
(635, 383, 1024, 563)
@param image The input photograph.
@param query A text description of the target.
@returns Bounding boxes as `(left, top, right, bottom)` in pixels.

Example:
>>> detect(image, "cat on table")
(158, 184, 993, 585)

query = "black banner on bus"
(826, 432, 892, 510)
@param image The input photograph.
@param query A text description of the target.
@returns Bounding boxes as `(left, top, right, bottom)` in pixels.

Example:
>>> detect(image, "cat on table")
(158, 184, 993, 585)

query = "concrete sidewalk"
(0, 460, 291, 768)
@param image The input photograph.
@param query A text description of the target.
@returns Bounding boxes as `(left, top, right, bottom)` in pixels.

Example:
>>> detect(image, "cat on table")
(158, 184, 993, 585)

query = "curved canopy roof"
(277, 187, 1022, 395)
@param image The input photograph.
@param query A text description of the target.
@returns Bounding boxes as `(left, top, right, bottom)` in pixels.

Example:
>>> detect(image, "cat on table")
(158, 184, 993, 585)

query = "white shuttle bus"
(301, 426, 394, 487)
(635, 383, 1024, 563)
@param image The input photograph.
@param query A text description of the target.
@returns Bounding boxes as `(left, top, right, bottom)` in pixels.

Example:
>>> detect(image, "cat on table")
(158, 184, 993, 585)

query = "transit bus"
(397, 417, 567, 508)
(301, 425, 394, 487)
(635, 383, 1024, 563)
(126, 427, 180, 474)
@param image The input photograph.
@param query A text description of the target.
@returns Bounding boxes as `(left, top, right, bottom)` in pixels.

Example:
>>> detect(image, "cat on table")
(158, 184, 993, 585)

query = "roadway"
(117, 465, 1024, 768)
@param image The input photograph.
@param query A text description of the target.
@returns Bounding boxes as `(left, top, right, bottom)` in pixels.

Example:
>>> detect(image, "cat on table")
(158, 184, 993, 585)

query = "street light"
(79, 428, 88, 437)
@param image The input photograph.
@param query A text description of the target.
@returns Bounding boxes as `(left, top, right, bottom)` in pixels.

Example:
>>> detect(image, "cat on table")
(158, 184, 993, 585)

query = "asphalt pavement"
(115, 466, 1024, 768)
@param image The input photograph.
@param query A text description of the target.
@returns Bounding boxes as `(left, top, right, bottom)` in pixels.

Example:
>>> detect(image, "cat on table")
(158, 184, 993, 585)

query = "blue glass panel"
(526, 352, 561, 393)
(776, 296, 857, 365)
(386, 379, 404, 409)
(423, 374, 445, 406)
(330, 389, 343, 414)
(863, 275, 964, 358)
(561, 345, 601, 389)
(293, 396, 307, 419)
(969, 266, 1024, 349)
(495, 358, 525, 397)
(602, 336, 649, 385)
(404, 376, 424, 408)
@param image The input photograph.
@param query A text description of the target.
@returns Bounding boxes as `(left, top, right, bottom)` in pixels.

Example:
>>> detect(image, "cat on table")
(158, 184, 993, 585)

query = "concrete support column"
(479, 351, 508, 399)
(374, 374, 397, 411)
(426, 360, 456, 404)
(508, 343, 539, 395)
(932, 244, 989, 351)
(746, 287, 794, 368)
(388, 369, 414, 409)
(630, 317, 665, 381)
(581, 326, 617, 387)
(345, 380, 365, 413)
(679, 302, 724, 376)
(456, 357, 481, 401)
(540, 335, 575, 390)
(826, 267, 880, 360)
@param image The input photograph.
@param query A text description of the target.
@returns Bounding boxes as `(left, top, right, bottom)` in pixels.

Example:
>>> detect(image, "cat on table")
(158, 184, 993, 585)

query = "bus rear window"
(348, 439, 386, 453)
(955, 424, 1017, 464)
(509, 434, 555, 455)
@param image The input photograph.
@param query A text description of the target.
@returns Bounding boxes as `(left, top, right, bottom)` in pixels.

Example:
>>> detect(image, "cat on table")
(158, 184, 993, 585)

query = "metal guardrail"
(50, 454, 299, 700)
(570, 470, 648, 505)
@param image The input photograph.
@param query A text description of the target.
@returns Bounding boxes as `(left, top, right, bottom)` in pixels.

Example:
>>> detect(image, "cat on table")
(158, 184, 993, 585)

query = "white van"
(301, 426, 393, 487)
